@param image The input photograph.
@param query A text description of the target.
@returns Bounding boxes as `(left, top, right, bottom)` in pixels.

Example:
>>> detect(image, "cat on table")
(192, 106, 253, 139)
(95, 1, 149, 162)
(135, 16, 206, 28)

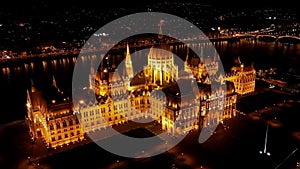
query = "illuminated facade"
(78, 40, 237, 136)
(225, 63, 256, 95)
(144, 44, 178, 86)
(26, 27, 252, 147)
(184, 49, 256, 95)
(184, 46, 219, 81)
(25, 77, 84, 148)
(199, 81, 237, 128)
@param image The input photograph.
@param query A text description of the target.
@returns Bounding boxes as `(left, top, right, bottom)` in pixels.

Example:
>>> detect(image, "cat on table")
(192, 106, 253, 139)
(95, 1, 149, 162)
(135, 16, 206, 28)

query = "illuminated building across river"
(25, 33, 255, 149)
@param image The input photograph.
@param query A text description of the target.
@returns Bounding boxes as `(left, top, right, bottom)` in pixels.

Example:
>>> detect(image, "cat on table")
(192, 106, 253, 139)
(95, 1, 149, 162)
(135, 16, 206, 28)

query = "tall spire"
(26, 89, 31, 108)
(126, 43, 130, 58)
(52, 75, 57, 88)
(237, 56, 241, 65)
(90, 60, 95, 75)
(213, 49, 217, 62)
(200, 46, 203, 64)
(158, 20, 164, 40)
(52, 75, 60, 92)
(89, 60, 95, 90)
(31, 79, 36, 92)
(251, 61, 254, 68)
(185, 44, 189, 62)
(124, 43, 134, 79)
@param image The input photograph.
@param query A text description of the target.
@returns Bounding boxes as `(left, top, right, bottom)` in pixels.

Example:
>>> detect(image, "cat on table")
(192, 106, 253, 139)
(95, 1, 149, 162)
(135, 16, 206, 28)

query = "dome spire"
(158, 20, 164, 40)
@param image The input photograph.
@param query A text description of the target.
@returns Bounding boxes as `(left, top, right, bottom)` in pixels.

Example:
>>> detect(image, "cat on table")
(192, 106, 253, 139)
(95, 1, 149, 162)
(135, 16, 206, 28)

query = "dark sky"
(1, 0, 297, 11)
(0, 0, 298, 23)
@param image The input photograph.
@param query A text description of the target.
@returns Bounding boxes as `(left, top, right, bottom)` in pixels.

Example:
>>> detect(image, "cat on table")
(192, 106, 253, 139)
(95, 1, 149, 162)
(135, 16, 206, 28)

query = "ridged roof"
(148, 43, 173, 60)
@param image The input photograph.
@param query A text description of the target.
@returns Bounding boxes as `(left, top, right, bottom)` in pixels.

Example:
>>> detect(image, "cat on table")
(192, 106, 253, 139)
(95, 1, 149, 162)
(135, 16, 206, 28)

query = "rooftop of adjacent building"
(28, 77, 73, 112)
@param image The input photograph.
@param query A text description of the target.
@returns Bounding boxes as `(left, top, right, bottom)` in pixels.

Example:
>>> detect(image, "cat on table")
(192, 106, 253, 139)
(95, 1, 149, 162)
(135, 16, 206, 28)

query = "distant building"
(225, 62, 256, 95)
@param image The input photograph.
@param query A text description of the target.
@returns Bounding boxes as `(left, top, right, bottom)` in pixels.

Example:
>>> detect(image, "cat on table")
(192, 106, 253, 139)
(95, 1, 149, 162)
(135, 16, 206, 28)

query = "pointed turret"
(26, 89, 32, 110)
(203, 75, 211, 85)
(90, 60, 95, 75)
(158, 20, 164, 40)
(237, 56, 242, 65)
(89, 61, 95, 89)
(251, 61, 254, 68)
(185, 44, 189, 62)
(31, 79, 36, 92)
(52, 75, 60, 92)
(200, 46, 204, 64)
(213, 49, 217, 62)
(124, 43, 134, 79)
(52, 75, 57, 89)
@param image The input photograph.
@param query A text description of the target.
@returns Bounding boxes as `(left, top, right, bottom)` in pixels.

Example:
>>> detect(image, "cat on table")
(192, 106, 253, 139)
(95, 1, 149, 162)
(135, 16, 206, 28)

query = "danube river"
(0, 39, 299, 125)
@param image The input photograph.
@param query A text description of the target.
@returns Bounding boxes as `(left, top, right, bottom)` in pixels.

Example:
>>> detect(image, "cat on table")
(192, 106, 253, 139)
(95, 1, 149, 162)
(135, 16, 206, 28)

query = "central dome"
(148, 43, 173, 60)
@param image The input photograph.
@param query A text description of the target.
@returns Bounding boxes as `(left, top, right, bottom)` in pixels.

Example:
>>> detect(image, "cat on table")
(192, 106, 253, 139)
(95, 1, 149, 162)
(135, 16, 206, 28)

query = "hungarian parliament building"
(26, 35, 256, 149)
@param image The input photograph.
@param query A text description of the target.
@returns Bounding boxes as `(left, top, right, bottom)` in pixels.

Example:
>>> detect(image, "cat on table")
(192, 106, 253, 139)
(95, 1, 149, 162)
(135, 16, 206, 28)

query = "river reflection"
(0, 39, 299, 124)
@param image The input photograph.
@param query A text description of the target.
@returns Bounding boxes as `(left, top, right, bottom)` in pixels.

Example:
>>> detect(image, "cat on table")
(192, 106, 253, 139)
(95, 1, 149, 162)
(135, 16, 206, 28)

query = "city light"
(1, 2, 299, 169)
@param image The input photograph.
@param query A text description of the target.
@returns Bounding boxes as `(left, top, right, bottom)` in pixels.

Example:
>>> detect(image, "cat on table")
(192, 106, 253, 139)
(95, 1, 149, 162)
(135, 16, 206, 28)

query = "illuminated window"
(90, 110, 94, 116)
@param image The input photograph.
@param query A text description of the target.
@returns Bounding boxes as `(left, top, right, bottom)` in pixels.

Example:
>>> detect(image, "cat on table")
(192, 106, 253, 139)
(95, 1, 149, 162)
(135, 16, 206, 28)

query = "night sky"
(1, 0, 297, 12)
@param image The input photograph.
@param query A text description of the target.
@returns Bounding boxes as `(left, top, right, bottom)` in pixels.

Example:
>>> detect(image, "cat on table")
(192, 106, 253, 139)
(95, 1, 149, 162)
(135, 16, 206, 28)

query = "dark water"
(1, 39, 300, 125)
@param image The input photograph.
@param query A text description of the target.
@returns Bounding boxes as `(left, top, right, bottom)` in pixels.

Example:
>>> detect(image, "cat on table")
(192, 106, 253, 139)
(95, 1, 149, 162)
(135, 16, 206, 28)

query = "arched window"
(62, 120, 67, 128)
(50, 123, 54, 130)
(69, 119, 73, 126)
(56, 122, 61, 129)
(75, 117, 79, 124)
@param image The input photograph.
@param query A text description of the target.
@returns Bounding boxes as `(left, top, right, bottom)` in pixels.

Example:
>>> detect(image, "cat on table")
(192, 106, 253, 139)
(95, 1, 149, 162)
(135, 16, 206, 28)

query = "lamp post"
(27, 156, 31, 165)
(116, 160, 119, 168)
(259, 122, 271, 156)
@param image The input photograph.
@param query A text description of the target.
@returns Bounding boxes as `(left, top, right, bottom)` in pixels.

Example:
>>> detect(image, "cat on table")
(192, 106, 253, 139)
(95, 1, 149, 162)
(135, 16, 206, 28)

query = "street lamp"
(116, 160, 120, 168)
(27, 156, 31, 165)
(259, 123, 271, 156)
